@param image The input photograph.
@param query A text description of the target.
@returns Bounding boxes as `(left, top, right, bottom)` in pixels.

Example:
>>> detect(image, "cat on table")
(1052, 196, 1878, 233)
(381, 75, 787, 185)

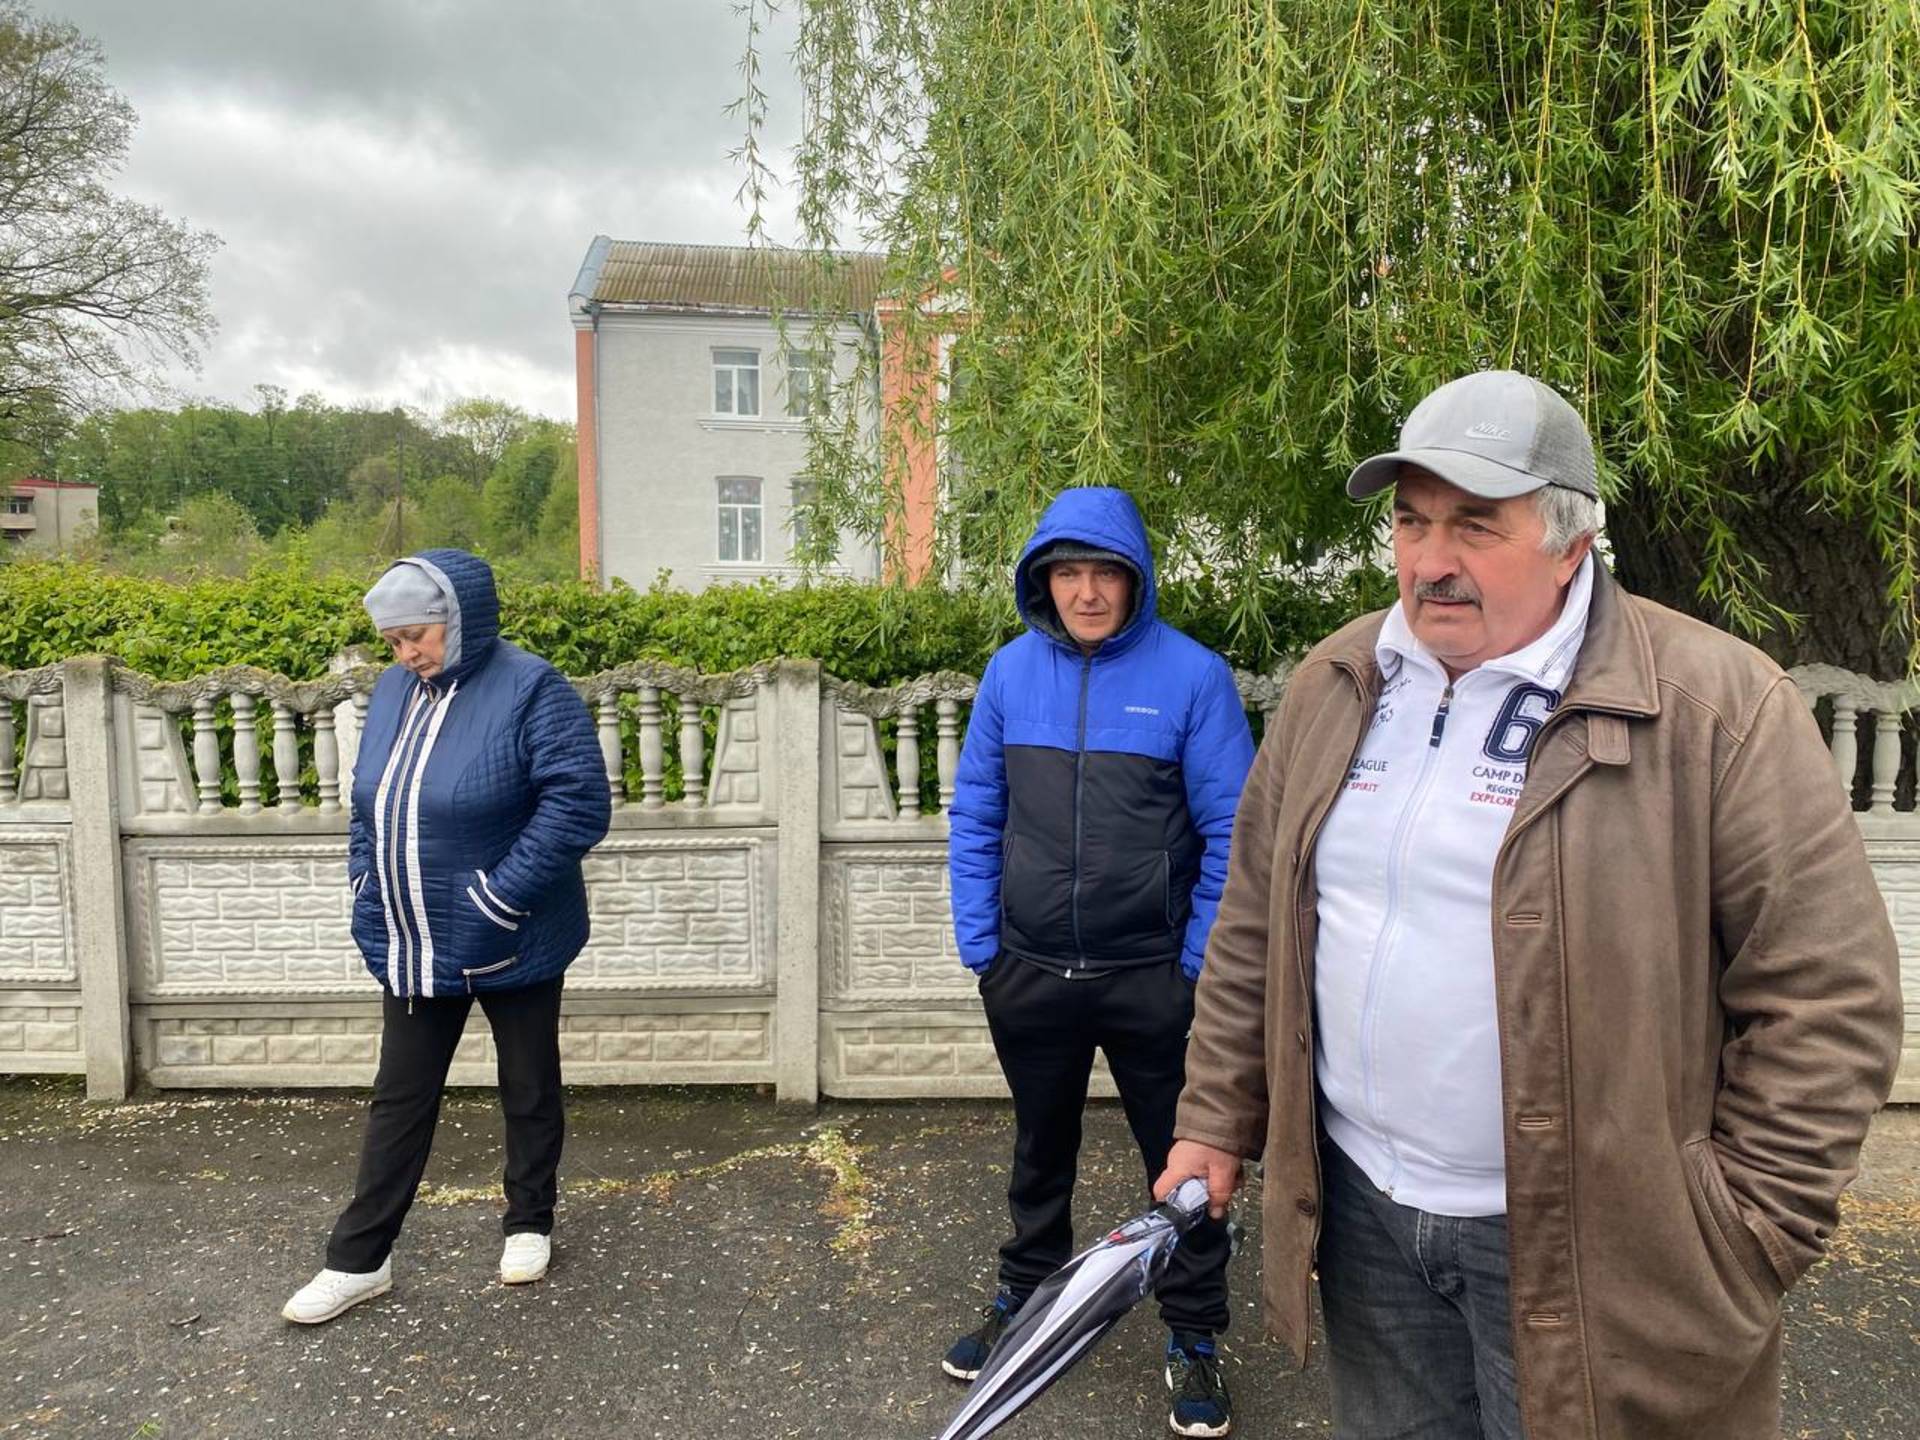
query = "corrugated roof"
(584, 240, 887, 316)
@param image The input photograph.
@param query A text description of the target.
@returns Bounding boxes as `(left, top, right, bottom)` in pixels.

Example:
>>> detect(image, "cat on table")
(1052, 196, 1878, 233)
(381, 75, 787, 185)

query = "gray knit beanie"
(363, 562, 450, 631)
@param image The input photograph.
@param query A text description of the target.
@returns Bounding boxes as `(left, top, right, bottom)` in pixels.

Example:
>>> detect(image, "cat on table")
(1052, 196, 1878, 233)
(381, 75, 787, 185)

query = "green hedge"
(0, 559, 1389, 680)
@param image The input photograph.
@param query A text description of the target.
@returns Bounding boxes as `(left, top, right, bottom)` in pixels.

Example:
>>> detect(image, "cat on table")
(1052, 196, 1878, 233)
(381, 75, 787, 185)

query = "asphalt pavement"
(1, 1079, 1914, 1440)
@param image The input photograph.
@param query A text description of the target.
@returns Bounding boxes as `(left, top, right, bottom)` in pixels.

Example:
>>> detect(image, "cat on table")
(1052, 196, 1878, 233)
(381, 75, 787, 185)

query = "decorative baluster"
(314, 704, 342, 813)
(896, 705, 922, 820)
(637, 685, 665, 809)
(1830, 697, 1858, 805)
(597, 692, 627, 807)
(678, 695, 706, 808)
(1870, 709, 1900, 814)
(0, 702, 16, 804)
(272, 701, 302, 811)
(192, 698, 222, 812)
(935, 698, 960, 814)
(232, 693, 263, 814)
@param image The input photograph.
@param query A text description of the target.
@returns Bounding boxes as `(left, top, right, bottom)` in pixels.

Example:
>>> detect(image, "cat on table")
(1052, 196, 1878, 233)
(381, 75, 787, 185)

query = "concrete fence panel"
(0, 655, 1915, 1102)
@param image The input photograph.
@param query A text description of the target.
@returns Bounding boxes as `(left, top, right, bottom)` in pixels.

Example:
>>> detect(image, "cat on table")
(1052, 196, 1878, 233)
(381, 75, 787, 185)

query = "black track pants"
(980, 957, 1232, 1335)
(326, 976, 565, 1273)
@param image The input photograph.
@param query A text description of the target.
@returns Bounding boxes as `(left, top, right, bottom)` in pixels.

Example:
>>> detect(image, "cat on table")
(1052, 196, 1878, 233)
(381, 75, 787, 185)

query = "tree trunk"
(1607, 472, 1908, 680)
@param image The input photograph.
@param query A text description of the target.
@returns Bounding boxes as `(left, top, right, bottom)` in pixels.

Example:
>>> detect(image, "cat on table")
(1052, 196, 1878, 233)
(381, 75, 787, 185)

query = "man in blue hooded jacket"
(943, 488, 1254, 1437)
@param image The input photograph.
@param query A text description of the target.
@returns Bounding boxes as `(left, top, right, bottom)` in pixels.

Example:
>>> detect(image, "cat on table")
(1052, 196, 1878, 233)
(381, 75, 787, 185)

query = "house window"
(717, 476, 763, 562)
(785, 350, 832, 418)
(4, 497, 31, 515)
(789, 478, 836, 560)
(713, 348, 760, 416)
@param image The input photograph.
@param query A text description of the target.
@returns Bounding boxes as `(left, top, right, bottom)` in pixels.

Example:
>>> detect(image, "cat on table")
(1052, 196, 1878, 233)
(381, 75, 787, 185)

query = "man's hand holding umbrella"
(1153, 1141, 1245, 1221)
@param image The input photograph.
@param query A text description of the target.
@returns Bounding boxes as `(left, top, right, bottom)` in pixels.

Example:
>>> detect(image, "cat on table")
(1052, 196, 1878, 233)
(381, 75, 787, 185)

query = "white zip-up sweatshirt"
(1315, 556, 1593, 1216)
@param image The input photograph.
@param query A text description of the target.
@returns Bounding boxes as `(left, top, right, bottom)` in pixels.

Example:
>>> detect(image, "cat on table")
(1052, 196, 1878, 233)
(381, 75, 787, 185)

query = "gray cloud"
(43, 0, 810, 418)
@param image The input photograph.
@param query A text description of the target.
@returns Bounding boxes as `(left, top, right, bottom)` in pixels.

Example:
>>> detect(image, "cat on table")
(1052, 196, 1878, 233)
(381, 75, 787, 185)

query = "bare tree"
(0, 1, 219, 424)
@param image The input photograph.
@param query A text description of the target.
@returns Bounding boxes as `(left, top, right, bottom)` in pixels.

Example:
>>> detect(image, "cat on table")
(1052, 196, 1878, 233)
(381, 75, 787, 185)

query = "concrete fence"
(1, 657, 1915, 1103)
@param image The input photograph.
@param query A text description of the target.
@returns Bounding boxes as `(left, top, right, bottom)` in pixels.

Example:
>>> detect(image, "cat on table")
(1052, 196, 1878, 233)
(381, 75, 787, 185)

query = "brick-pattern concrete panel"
(573, 838, 767, 989)
(0, 1002, 83, 1061)
(130, 842, 362, 995)
(150, 1014, 383, 1069)
(144, 1009, 770, 1083)
(826, 847, 970, 999)
(20, 693, 69, 801)
(1866, 845, 1920, 1082)
(820, 1013, 1116, 1099)
(707, 693, 765, 808)
(117, 698, 195, 816)
(0, 835, 74, 981)
(554, 1012, 770, 1066)
(836, 1019, 1001, 1080)
(829, 710, 894, 821)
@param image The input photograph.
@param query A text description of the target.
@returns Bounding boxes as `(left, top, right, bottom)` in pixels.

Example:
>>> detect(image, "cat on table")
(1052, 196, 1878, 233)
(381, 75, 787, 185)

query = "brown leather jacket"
(1176, 566, 1903, 1438)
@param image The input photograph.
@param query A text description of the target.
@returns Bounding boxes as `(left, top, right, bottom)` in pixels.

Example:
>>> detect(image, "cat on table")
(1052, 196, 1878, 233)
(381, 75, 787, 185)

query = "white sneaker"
(281, 1258, 392, 1324)
(500, 1232, 550, 1284)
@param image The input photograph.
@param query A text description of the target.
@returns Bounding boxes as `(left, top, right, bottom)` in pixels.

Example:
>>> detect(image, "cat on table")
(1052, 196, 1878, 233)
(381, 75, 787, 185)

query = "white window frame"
(717, 475, 764, 563)
(712, 348, 761, 417)
(4, 496, 32, 515)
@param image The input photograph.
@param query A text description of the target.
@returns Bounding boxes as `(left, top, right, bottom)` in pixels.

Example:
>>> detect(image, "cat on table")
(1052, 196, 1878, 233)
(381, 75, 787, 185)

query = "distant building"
(2, 477, 98, 554)
(568, 238, 946, 590)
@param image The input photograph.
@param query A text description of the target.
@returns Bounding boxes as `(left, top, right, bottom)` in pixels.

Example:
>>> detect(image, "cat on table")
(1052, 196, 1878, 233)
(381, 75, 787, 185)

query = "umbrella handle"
(1153, 1176, 1212, 1231)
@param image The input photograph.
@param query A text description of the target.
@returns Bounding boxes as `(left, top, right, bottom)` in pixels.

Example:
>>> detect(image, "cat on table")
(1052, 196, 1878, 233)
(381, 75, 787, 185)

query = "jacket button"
(1295, 1196, 1316, 1217)
(1296, 1030, 1308, 1051)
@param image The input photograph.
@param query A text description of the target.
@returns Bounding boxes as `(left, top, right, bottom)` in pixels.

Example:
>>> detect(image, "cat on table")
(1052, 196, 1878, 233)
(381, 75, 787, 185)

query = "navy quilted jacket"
(948, 488, 1255, 980)
(348, 550, 611, 997)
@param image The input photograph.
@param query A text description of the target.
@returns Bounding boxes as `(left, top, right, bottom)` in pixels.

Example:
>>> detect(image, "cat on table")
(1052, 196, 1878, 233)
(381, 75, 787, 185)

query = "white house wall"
(594, 312, 880, 590)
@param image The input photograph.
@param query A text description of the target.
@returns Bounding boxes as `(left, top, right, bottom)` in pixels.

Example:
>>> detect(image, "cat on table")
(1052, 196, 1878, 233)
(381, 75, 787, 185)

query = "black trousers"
(981, 957, 1232, 1335)
(326, 976, 566, 1273)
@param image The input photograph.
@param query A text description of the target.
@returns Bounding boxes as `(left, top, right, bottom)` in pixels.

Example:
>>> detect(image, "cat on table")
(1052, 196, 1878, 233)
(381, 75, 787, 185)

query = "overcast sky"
(47, 0, 811, 420)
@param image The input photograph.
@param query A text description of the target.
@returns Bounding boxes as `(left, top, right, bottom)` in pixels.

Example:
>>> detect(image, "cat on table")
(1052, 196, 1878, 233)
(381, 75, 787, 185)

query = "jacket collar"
(1324, 562, 1660, 720)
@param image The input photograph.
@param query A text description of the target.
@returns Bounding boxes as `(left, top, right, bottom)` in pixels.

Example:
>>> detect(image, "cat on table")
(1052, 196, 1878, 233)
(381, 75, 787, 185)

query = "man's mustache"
(1415, 580, 1478, 605)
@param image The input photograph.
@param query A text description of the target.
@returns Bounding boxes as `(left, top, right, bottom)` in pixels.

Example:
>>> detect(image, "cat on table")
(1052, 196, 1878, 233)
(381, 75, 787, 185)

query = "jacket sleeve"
(1175, 709, 1286, 1159)
(347, 672, 396, 898)
(1709, 677, 1904, 1290)
(482, 670, 614, 913)
(1178, 657, 1257, 979)
(947, 655, 1009, 973)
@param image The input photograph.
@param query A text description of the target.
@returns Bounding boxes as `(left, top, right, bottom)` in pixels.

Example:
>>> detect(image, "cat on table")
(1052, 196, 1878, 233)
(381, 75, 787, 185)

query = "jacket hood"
(387, 548, 501, 684)
(1015, 488, 1159, 654)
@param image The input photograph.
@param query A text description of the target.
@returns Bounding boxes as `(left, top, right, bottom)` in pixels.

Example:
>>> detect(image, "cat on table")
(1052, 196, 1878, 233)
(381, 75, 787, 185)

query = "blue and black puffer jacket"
(948, 488, 1255, 980)
(348, 550, 611, 997)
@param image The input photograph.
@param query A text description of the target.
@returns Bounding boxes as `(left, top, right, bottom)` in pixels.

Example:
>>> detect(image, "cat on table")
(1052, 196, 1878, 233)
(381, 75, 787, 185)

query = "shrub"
(0, 557, 1387, 680)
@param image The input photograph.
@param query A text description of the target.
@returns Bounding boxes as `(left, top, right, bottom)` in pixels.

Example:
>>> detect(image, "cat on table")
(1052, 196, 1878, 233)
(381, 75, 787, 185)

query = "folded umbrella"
(935, 1176, 1214, 1440)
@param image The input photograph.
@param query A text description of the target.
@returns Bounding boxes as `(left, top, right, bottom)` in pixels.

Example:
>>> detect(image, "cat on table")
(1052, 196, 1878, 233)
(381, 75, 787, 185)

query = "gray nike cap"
(1346, 370, 1598, 500)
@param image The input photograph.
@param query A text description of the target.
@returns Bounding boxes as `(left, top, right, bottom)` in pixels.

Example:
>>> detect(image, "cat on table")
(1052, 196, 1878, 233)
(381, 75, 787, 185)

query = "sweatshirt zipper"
(382, 680, 435, 1003)
(1069, 653, 1091, 967)
(1290, 661, 1380, 1363)
(383, 674, 446, 1004)
(1357, 680, 1453, 1196)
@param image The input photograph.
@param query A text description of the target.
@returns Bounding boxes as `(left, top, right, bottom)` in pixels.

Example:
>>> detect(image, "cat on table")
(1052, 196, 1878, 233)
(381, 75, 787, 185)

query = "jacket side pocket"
(467, 877, 520, 932)
(1684, 1136, 1786, 1304)
(998, 835, 1015, 924)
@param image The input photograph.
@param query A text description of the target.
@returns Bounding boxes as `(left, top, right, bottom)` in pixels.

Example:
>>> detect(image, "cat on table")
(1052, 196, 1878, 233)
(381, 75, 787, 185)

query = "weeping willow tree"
(748, 0, 1920, 673)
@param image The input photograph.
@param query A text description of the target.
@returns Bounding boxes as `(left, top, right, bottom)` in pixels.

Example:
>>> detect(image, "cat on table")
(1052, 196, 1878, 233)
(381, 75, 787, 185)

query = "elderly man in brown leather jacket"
(1155, 370, 1904, 1440)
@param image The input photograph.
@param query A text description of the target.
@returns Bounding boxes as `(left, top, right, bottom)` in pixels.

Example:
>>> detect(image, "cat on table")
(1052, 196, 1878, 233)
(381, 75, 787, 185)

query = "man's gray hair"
(1535, 485, 1601, 556)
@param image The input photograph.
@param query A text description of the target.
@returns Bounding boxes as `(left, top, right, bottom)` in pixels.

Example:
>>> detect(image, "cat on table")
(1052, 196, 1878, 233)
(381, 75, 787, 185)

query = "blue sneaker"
(942, 1289, 1021, 1381)
(1166, 1330, 1232, 1437)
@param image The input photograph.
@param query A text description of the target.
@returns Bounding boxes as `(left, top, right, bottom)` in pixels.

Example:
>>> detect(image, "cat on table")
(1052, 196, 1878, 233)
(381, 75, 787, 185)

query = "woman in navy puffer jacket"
(283, 549, 611, 1325)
